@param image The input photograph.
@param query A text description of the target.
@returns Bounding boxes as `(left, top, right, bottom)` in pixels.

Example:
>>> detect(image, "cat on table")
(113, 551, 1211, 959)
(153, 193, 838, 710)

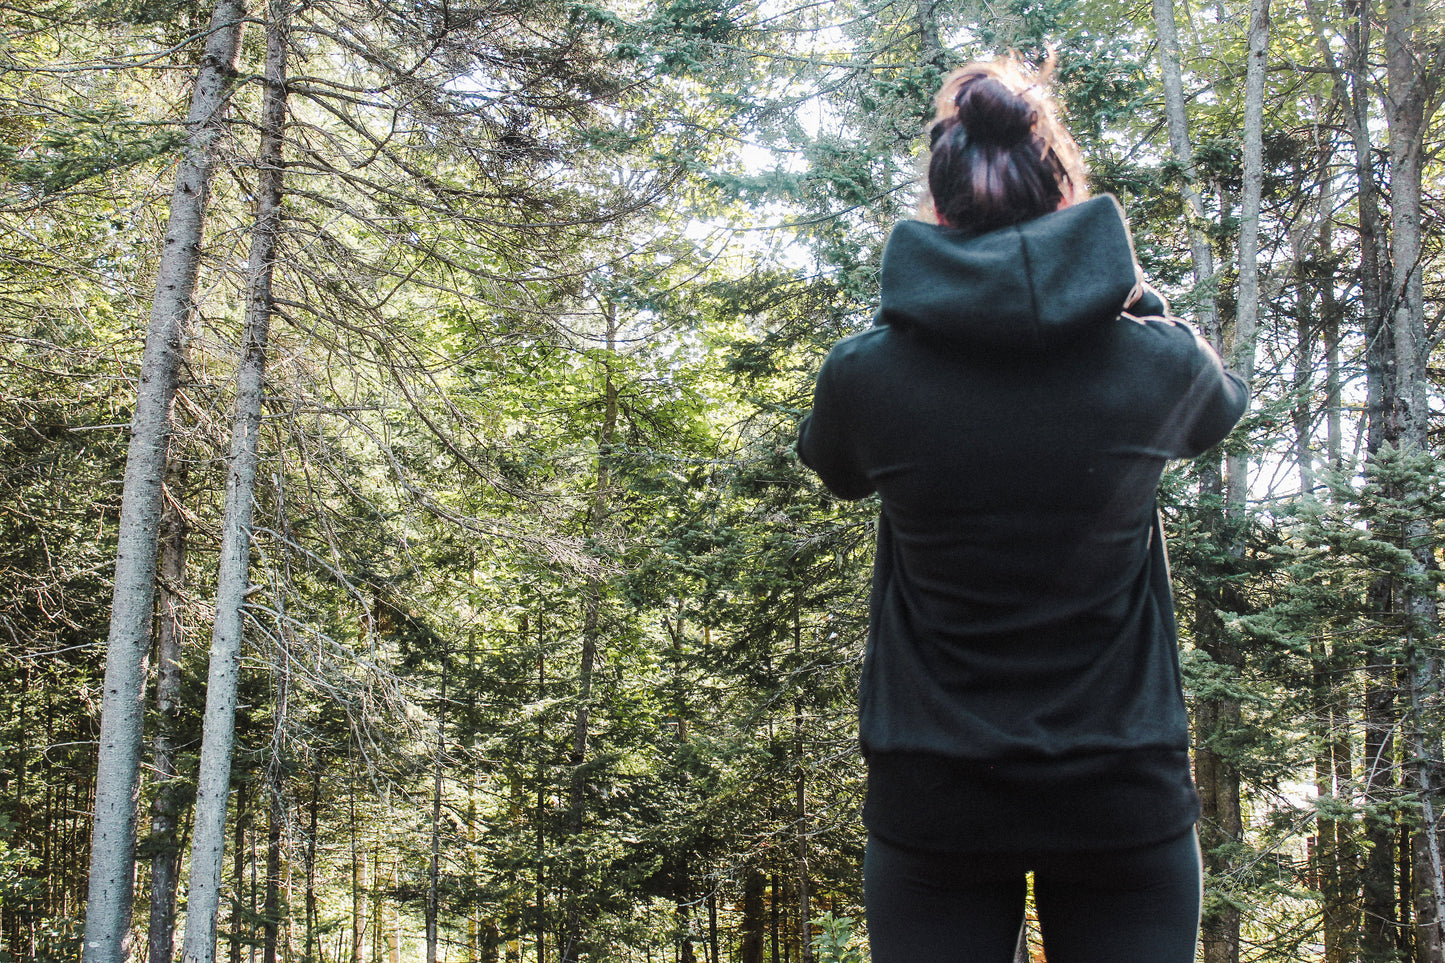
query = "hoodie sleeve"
(1173, 324, 1250, 458)
(798, 354, 875, 500)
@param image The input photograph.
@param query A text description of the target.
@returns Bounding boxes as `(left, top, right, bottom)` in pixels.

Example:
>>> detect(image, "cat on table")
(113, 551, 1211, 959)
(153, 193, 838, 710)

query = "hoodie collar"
(878, 194, 1142, 351)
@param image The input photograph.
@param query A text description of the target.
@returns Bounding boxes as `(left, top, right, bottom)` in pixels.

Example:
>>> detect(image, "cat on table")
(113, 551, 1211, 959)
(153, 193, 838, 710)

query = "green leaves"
(6, 110, 185, 197)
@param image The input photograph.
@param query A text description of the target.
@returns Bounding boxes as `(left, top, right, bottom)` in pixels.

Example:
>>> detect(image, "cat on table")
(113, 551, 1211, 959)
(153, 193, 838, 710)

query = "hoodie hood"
(878, 194, 1158, 351)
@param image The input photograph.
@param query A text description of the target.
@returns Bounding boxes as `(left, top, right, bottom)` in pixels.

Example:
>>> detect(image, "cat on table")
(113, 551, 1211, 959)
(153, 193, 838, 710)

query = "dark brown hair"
(923, 58, 1087, 234)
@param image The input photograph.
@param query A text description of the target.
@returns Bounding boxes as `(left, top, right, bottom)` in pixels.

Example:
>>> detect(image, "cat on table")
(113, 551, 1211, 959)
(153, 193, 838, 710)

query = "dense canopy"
(2, 0, 1445, 960)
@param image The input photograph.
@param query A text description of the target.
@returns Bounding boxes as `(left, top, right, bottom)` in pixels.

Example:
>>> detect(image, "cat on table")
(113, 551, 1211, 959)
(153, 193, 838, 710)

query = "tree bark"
(1308, 0, 1407, 954)
(262, 632, 290, 963)
(305, 772, 319, 963)
(1152, 2, 1239, 960)
(228, 792, 250, 963)
(792, 592, 813, 963)
(560, 317, 619, 963)
(81, 6, 246, 961)
(530, 617, 547, 963)
(179, 5, 287, 959)
(739, 869, 765, 963)
(1151, 0, 1220, 338)
(1383, 0, 1445, 955)
(427, 658, 446, 963)
(147, 446, 191, 963)
(1228, 0, 1268, 408)
(349, 785, 365, 963)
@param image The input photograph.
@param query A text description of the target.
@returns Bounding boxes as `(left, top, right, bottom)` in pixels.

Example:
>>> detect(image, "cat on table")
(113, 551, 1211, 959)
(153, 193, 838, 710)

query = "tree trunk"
(1311, 0, 1405, 954)
(1211, 3, 1267, 954)
(770, 873, 780, 963)
(1314, 633, 1357, 963)
(262, 794, 282, 963)
(739, 869, 765, 963)
(792, 593, 813, 963)
(1223, 0, 1266, 514)
(467, 632, 480, 963)
(351, 786, 365, 963)
(1151, 0, 1220, 337)
(708, 891, 719, 963)
(1383, 0, 1445, 955)
(531, 617, 547, 963)
(1152, 3, 1239, 960)
(263, 627, 290, 963)
(560, 318, 619, 963)
(179, 6, 287, 959)
(427, 659, 446, 963)
(1228, 0, 1267, 405)
(1194, 682, 1243, 963)
(147, 446, 191, 963)
(229, 793, 250, 963)
(81, 6, 247, 961)
(305, 772, 319, 963)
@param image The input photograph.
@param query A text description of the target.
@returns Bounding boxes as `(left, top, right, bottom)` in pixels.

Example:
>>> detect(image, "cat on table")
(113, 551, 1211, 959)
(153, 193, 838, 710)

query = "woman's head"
(923, 57, 1087, 233)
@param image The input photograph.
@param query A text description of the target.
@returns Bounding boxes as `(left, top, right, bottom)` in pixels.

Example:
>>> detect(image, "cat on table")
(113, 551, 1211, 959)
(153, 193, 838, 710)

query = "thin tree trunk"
(530, 616, 546, 963)
(1383, 0, 1445, 954)
(708, 891, 718, 963)
(1315, 634, 1353, 963)
(351, 786, 364, 963)
(305, 772, 319, 963)
(1228, 0, 1267, 408)
(1213, 7, 1267, 955)
(561, 317, 619, 963)
(662, 610, 698, 963)
(148, 446, 191, 963)
(372, 837, 384, 963)
(427, 659, 447, 963)
(1153, 2, 1239, 960)
(263, 635, 290, 963)
(792, 593, 813, 963)
(770, 874, 780, 963)
(1151, 0, 1220, 337)
(180, 7, 287, 958)
(1308, 1, 1406, 953)
(229, 793, 250, 963)
(739, 869, 764, 963)
(468, 631, 480, 963)
(82, 6, 247, 960)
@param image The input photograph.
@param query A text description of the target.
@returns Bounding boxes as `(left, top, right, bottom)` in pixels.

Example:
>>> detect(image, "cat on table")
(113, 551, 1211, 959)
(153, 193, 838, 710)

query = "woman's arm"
(798, 358, 875, 500)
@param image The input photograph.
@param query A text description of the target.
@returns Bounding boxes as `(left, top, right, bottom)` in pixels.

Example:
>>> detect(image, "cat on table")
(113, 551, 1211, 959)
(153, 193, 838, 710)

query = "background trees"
(3, 0, 1445, 958)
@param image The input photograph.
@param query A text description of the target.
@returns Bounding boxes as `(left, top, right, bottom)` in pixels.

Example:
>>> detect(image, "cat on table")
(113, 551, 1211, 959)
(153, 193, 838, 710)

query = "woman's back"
(799, 194, 1247, 766)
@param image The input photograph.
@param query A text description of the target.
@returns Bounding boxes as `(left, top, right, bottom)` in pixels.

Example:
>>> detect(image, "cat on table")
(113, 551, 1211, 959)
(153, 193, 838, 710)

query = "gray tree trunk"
(1151, 0, 1220, 339)
(179, 5, 288, 959)
(427, 659, 446, 963)
(1150, 4, 1239, 962)
(81, 6, 247, 962)
(1227, 0, 1268, 430)
(146, 445, 191, 963)
(560, 315, 618, 963)
(262, 613, 290, 963)
(1384, 0, 1445, 955)
(792, 592, 813, 963)
(1304, 1, 1401, 952)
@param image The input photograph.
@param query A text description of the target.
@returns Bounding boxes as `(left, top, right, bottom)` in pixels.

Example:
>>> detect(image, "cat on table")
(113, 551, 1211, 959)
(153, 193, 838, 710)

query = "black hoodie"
(798, 195, 1248, 852)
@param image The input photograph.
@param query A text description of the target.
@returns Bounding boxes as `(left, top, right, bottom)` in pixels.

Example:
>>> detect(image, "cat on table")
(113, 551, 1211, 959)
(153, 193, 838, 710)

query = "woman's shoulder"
(1110, 308, 1215, 363)
(821, 322, 901, 368)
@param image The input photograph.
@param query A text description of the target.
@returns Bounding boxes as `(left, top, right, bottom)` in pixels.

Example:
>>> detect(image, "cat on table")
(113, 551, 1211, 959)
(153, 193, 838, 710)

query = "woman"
(797, 59, 1248, 963)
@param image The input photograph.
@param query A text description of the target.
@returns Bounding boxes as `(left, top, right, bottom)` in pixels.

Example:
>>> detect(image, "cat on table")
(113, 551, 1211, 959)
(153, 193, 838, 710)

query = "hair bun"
(953, 75, 1035, 149)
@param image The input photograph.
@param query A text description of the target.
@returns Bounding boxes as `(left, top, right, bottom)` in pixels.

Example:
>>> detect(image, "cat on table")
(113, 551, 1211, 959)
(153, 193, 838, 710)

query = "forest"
(2, 0, 1444, 958)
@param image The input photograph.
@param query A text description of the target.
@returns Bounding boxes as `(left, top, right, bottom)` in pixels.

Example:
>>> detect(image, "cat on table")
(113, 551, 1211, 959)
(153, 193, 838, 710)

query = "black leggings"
(863, 829, 1201, 963)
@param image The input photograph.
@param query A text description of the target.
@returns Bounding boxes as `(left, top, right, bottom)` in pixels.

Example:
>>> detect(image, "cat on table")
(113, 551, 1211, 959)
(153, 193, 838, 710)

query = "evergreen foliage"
(2, 0, 1444, 958)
